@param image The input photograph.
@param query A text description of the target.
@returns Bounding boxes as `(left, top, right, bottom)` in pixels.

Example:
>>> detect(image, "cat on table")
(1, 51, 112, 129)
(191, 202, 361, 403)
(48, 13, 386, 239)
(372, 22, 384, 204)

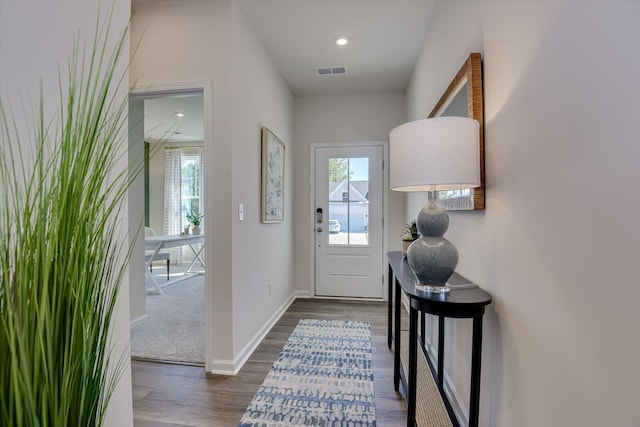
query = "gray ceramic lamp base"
(407, 197, 459, 293)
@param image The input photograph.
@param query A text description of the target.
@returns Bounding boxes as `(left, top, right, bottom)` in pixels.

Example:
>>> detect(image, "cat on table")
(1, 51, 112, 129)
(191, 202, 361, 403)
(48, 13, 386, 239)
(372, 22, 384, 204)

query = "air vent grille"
(316, 66, 347, 76)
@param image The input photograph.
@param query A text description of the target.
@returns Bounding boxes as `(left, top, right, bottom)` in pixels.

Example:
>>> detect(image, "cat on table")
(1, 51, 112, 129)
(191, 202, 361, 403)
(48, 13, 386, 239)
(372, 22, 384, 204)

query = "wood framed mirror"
(429, 52, 484, 210)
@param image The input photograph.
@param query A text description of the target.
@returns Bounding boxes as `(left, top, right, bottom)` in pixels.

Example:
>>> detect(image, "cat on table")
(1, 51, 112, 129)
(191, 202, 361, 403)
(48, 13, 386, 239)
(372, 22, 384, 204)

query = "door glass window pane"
(328, 156, 369, 245)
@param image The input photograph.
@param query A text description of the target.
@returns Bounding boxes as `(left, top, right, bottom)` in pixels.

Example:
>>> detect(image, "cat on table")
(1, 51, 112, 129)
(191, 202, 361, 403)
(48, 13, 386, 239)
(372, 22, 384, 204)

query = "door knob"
(316, 227, 323, 232)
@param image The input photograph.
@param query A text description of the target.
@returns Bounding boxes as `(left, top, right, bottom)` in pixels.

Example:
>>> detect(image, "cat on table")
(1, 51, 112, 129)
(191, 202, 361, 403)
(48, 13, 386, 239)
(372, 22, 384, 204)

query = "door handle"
(316, 227, 323, 232)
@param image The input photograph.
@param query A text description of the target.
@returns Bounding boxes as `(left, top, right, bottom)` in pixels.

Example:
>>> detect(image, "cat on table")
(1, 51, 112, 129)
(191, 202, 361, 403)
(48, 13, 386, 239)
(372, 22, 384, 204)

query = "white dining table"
(145, 234, 205, 294)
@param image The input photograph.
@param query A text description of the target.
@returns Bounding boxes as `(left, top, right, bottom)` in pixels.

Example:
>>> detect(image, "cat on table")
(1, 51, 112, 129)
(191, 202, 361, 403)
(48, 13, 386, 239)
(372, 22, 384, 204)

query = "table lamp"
(390, 117, 480, 293)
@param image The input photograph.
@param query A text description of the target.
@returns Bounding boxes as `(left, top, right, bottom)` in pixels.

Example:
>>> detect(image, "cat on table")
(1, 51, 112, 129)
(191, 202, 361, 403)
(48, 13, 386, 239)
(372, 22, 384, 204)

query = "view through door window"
(328, 157, 369, 245)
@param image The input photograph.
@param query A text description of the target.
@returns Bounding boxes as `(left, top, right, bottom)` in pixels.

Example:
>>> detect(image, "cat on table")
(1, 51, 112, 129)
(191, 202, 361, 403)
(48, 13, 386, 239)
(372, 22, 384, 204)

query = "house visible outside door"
(314, 144, 384, 298)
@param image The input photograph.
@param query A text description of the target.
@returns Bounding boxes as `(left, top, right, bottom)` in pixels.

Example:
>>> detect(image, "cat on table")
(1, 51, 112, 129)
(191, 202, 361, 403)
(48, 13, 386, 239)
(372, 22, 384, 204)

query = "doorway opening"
(128, 86, 208, 367)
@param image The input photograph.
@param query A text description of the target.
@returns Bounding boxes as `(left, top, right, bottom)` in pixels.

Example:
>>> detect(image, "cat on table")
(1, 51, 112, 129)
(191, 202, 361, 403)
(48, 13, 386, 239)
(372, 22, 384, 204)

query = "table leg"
(191, 243, 205, 266)
(469, 316, 484, 427)
(394, 276, 402, 391)
(438, 315, 445, 389)
(185, 243, 205, 274)
(407, 303, 418, 427)
(145, 244, 164, 295)
(388, 263, 393, 349)
(420, 311, 426, 346)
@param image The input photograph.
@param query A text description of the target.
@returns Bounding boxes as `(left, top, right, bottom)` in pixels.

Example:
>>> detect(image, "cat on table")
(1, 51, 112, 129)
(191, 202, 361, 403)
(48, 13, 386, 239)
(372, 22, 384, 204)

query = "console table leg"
(420, 311, 426, 346)
(438, 315, 445, 389)
(407, 304, 418, 427)
(388, 264, 393, 349)
(394, 278, 402, 391)
(469, 316, 484, 427)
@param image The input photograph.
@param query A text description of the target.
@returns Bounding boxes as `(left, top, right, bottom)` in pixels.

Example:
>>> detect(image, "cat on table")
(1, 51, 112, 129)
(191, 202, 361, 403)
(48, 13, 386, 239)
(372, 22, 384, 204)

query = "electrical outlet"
(268, 281, 272, 296)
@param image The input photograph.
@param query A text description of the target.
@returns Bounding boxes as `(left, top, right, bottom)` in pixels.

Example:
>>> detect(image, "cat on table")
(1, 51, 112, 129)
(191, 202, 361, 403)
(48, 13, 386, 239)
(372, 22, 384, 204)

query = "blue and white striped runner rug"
(238, 319, 376, 426)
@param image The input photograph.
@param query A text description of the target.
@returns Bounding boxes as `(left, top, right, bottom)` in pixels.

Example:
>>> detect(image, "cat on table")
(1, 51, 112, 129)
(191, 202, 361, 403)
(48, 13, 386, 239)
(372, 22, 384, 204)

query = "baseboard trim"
(423, 334, 469, 425)
(208, 290, 307, 376)
(129, 313, 149, 325)
(295, 290, 312, 299)
(312, 295, 385, 302)
(444, 371, 468, 426)
(208, 359, 237, 375)
(400, 299, 468, 426)
(207, 291, 397, 377)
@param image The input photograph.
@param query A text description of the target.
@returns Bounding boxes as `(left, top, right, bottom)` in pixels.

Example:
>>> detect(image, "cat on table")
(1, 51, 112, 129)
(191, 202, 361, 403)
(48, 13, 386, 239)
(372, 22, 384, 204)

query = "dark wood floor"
(132, 298, 407, 426)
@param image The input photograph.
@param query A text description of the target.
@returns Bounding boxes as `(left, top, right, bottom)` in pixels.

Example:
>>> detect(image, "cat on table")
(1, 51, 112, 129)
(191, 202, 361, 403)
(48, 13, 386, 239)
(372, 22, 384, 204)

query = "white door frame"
(129, 80, 214, 371)
(309, 141, 389, 299)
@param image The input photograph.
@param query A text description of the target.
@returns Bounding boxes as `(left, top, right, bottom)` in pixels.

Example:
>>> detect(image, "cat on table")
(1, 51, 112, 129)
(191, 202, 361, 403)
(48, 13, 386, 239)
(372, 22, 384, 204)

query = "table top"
(387, 251, 492, 318)
(145, 234, 204, 249)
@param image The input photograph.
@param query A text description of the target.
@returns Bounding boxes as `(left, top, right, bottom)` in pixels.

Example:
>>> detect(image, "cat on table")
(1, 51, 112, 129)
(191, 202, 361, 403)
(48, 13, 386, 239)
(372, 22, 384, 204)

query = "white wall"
(229, 1, 295, 354)
(293, 92, 406, 293)
(147, 141, 166, 235)
(131, 0, 235, 370)
(0, 1, 133, 425)
(130, 0, 294, 372)
(406, 1, 640, 425)
(129, 96, 146, 322)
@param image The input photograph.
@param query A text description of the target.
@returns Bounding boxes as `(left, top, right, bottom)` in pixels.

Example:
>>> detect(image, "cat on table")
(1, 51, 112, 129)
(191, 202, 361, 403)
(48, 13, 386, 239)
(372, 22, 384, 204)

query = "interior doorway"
(128, 84, 209, 367)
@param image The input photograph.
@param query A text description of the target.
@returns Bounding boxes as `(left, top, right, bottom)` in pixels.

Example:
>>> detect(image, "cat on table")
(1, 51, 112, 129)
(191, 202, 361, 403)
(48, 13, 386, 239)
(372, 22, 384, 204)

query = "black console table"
(387, 251, 492, 427)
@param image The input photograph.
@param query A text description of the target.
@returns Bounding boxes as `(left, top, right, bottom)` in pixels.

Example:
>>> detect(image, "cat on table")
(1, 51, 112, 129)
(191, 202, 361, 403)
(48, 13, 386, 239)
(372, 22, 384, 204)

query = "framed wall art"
(261, 127, 285, 223)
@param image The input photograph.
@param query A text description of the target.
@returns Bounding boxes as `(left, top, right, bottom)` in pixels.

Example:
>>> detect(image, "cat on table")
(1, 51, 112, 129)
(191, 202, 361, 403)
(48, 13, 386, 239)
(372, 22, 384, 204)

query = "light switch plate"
(239, 203, 244, 221)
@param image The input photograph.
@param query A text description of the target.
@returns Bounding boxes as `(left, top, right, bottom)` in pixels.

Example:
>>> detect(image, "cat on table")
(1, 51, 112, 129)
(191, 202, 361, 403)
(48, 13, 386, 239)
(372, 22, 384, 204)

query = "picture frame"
(261, 127, 285, 223)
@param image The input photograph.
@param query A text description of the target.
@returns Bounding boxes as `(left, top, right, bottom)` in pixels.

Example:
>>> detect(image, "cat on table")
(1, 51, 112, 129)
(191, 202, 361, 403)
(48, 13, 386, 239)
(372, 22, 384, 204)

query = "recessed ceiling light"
(175, 112, 185, 117)
(334, 35, 349, 46)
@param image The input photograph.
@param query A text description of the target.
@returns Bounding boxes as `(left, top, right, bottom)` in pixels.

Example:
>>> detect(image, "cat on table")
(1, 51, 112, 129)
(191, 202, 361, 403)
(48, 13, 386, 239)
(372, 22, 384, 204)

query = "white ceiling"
(238, 0, 437, 96)
(144, 94, 204, 143)
(138, 0, 437, 142)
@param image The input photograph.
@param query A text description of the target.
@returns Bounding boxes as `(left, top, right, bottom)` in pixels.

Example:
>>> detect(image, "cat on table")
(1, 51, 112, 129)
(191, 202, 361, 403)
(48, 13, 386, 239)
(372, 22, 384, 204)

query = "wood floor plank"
(132, 298, 407, 426)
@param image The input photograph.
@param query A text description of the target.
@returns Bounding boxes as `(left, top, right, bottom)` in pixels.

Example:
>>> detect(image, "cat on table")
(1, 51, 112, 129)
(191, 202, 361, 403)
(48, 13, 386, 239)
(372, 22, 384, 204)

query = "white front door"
(314, 144, 384, 298)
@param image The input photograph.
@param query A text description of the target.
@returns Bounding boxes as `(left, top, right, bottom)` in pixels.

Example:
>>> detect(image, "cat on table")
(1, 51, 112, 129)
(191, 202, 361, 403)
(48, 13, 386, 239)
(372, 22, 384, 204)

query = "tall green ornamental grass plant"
(0, 11, 135, 426)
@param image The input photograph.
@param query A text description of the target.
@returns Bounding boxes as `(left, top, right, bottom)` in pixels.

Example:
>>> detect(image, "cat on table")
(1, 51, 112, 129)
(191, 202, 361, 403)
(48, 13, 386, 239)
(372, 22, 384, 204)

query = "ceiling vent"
(316, 66, 347, 76)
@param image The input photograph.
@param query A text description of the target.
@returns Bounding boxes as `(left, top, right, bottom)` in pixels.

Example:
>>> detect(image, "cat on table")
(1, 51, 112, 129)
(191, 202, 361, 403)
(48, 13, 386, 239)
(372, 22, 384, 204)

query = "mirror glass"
(428, 53, 484, 210)
(439, 82, 468, 117)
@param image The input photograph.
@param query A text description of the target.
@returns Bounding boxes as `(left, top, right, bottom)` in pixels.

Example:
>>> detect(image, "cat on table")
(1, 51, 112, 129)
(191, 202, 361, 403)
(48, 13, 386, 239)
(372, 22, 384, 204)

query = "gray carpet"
(130, 270, 205, 366)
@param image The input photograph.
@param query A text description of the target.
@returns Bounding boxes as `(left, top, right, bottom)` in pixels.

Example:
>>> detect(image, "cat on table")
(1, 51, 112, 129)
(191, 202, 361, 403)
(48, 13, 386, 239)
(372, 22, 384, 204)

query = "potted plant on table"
(187, 210, 203, 235)
(401, 220, 419, 257)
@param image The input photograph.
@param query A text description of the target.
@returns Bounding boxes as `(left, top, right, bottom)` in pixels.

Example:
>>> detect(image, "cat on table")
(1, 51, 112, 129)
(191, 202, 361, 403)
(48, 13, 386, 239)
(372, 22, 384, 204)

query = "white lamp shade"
(389, 117, 480, 192)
